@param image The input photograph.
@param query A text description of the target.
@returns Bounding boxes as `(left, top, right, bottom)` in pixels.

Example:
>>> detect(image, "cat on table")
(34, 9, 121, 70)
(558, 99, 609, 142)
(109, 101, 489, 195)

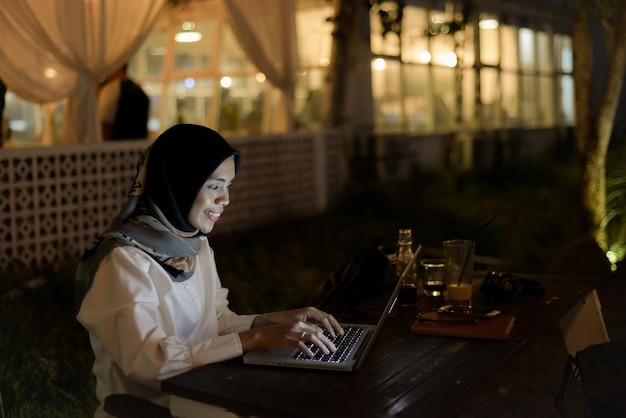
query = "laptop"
(243, 245, 422, 372)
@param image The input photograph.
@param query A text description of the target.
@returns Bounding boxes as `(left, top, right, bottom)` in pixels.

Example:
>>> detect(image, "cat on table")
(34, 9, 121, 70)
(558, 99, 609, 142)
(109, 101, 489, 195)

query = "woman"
(76, 124, 343, 417)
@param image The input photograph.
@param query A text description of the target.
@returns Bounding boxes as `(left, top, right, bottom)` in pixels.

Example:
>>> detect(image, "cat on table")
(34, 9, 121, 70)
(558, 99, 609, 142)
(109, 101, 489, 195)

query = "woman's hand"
(252, 306, 344, 338)
(239, 307, 344, 357)
(239, 320, 337, 358)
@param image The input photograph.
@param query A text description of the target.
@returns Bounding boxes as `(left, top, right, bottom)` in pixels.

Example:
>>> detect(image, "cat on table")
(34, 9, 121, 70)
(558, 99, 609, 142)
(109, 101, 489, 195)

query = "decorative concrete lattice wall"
(0, 131, 342, 273)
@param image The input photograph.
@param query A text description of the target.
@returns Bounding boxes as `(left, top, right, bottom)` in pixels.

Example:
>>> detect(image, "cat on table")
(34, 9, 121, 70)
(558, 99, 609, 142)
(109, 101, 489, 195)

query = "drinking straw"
(457, 218, 495, 286)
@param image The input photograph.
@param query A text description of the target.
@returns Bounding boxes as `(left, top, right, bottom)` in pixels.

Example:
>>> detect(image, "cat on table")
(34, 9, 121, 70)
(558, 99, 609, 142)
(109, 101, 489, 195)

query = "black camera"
(480, 271, 521, 300)
(480, 271, 544, 301)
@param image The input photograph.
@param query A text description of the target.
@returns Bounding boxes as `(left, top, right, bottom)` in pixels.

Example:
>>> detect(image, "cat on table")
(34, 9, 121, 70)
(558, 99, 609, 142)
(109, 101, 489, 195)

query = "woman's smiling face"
(186, 157, 236, 234)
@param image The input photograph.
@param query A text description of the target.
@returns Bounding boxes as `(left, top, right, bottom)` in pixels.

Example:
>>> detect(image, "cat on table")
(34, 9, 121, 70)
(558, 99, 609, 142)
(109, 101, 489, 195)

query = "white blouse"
(77, 240, 256, 417)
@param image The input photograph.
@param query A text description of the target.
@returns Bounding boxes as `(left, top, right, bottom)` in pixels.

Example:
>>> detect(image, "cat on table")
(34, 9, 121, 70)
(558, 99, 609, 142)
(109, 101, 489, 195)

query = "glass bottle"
(396, 228, 418, 306)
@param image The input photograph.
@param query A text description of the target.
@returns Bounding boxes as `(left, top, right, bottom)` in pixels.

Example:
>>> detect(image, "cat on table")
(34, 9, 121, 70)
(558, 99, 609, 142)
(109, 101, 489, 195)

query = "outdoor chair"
(555, 341, 626, 418)
(555, 289, 626, 417)
(104, 394, 173, 418)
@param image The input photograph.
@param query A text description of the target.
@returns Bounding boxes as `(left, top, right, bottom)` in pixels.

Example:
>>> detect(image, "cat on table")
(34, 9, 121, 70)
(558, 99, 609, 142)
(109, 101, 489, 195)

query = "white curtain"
(221, 0, 298, 132)
(0, 0, 165, 143)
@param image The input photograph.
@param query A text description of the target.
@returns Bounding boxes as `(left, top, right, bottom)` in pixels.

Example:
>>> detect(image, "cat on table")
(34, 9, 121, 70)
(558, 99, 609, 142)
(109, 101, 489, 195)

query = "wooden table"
(162, 275, 603, 418)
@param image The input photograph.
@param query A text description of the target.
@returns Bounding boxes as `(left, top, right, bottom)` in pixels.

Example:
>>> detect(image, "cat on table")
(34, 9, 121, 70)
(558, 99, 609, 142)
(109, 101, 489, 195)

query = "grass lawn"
(0, 150, 590, 417)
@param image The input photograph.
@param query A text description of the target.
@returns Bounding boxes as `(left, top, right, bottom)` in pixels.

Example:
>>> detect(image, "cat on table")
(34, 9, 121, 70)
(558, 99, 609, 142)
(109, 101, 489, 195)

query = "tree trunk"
(575, 0, 626, 253)
(325, 0, 359, 129)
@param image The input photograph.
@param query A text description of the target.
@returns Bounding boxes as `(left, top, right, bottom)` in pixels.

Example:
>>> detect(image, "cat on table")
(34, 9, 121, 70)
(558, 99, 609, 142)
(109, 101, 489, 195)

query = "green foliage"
(0, 274, 96, 418)
(605, 132, 626, 265)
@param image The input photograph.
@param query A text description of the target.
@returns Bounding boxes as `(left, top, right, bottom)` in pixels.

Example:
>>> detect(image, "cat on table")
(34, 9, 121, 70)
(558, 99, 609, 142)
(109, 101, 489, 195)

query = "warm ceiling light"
(175, 21, 202, 43)
(442, 52, 458, 67)
(417, 51, 431, 63)
(479, 18, 499, 30)
(44, 68, 57, 78)
(220, 76, 232, 88)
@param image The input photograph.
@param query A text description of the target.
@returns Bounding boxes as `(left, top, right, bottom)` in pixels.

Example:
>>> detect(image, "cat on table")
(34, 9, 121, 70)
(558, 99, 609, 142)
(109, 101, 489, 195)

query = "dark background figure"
(0, 78, 6, 146)
(98, 64, 149, 140)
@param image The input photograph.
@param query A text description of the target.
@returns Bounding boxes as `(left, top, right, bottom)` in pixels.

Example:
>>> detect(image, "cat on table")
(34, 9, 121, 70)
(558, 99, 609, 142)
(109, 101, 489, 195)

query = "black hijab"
(145, 124, 241, 232)
(75, 124, 241, 309)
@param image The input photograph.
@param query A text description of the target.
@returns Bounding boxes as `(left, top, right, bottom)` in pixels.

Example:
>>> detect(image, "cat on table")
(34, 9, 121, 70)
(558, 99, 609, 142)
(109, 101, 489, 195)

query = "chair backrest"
(104, 394, 173, 418)
(559, 289, 610, 356)
(556, 342, 626, 418)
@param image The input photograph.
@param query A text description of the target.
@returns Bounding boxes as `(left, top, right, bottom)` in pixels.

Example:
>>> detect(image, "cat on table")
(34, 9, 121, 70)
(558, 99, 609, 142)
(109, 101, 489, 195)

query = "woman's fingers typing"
(281, 322, 338, 358)
(304, 307, 344, 338)
(253, 307, 344, 339)
(242, 310, 344, 356)
(318, 315, 344, 338)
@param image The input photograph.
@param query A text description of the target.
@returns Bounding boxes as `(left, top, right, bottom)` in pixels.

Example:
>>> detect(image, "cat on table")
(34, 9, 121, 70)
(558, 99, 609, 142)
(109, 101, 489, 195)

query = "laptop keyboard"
(292, 326, 366, 363)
